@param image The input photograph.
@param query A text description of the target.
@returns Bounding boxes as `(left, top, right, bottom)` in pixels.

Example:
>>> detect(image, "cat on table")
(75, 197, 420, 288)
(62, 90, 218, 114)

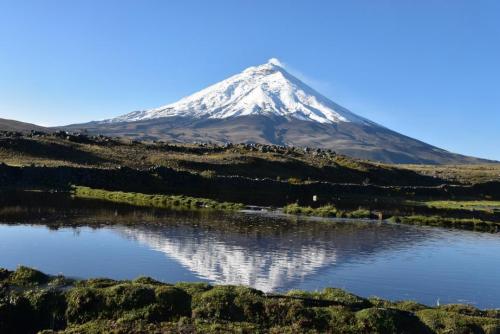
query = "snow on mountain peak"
(109, 59, 371, 125)
(267, 57, 283, 67)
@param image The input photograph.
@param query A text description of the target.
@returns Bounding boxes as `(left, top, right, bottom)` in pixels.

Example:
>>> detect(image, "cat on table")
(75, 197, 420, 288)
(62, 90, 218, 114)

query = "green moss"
(287, 287, 371, 309)
(132, 276, 163, 286)
(329, 306, 360, 333)
(390, 215, 499, 232)
(10, 266, 49, 286)
(0, 293, 37, 334)
(344, 208, 371, 219)
(75, 278, 119, 289)
(283, 203, 371, 219)
(0, 268, 12, 282)
(26, 288, 67, 330)
(425, 200, 500, 213)
(355, 307, 432, 334)
(192, 286, 265, 322)
(104, 284, 156, 311)
(65, 287, 106, 324)
(175, 282, 213, 296)
(263, 298, 309, 327)
(154, 286, 191, 318)
(369, 297, 427, 312)
(417, 309, 500, 334)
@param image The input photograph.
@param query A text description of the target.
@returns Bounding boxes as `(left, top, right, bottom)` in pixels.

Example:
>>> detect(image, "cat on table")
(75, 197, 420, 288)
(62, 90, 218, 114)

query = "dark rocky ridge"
(65, 115, 494, 165)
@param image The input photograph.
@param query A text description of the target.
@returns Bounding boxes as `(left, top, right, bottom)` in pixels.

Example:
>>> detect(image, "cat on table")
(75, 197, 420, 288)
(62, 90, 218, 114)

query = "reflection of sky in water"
(1, 213, 500, 308)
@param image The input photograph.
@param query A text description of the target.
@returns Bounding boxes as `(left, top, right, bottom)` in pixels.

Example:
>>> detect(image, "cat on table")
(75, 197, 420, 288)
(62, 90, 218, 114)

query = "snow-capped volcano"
(109, 58, 371, 125)
(67, 59, 492, 164)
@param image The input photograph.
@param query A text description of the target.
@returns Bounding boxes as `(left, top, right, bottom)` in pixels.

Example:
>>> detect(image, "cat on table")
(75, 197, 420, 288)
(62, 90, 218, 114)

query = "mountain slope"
(65, 59, 493, 164)
(68, 115, 490, 164)
(0, 118, 50, 133)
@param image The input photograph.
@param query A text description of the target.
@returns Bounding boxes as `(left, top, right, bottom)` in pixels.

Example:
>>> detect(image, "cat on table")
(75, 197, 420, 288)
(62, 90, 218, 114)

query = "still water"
(0, 192, 499, 309)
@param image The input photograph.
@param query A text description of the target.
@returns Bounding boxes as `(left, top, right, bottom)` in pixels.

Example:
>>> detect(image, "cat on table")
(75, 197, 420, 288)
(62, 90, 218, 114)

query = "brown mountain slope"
(0, 118, 50, 133)
(64, 115, 494, 165)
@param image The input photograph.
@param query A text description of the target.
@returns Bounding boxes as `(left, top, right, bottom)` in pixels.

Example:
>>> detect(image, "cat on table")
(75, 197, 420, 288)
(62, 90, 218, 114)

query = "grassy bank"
(283, 203, 372, 219)
(389, 215, 500, 232)
(424, 200, 500, 213)
(1, 266, 499, 334)
(283, 203, 500, 232)
(72, 186, 244, 211)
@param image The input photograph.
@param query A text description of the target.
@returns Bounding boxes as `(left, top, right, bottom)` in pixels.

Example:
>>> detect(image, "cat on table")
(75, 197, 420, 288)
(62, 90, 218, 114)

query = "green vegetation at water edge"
(283, 203, 500, 232)
(73, 186, 244, 211)
(283, 203, 372, 219)
(424, 200, 500, 213)
(389, 215, 500, 232)
(1, 266, 500, 334)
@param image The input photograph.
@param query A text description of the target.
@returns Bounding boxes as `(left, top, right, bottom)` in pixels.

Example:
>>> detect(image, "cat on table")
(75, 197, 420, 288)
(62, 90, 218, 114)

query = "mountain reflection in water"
(117, 213, 430, 292)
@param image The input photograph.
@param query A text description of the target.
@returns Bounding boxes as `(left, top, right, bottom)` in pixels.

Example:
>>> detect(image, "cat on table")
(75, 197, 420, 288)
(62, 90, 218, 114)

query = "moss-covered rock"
(0, 294, 36, 334)
(10, 266, 49, 286)
(65, 287, 105, 324)
(356, 307, 432, 334)
(0, 268, 12, 282)
(104, 284, 156, 311)
(417, 309, 500, 334)
(174, 282, 212, 296)
(26, 288, 67, 331)
(75, 278, 119, 289)
(287, 287, 371, 309)
(263, 298, 309, 327)
(192, 285, 264, 322)
(132, 276, 163, 286)
(369, 297, 427, 312)
(154, 285, 191, 319)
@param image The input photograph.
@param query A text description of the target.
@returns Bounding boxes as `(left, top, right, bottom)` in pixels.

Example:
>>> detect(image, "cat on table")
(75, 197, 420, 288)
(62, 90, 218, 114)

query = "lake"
(0, 191, 499, 309)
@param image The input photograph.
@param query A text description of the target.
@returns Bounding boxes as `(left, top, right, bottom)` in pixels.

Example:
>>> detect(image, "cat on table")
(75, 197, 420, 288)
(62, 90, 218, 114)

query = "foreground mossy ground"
(1, 267, 499, 334)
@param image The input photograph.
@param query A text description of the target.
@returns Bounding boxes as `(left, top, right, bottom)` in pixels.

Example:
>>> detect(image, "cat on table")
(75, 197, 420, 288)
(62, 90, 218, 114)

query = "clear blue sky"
(1, 0, 499, 160)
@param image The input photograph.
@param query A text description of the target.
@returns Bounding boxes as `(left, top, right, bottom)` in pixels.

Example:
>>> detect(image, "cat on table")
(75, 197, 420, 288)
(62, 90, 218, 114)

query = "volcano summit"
(67, 59, 489, 164)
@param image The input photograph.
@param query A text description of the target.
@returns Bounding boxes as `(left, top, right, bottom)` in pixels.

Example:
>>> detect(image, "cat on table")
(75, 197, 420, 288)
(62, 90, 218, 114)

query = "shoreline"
(71, 186, 500, 233)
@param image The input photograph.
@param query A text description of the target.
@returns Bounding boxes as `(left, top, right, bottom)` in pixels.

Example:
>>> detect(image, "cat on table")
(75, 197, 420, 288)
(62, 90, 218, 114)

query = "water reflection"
(117, 213, 431, 292)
